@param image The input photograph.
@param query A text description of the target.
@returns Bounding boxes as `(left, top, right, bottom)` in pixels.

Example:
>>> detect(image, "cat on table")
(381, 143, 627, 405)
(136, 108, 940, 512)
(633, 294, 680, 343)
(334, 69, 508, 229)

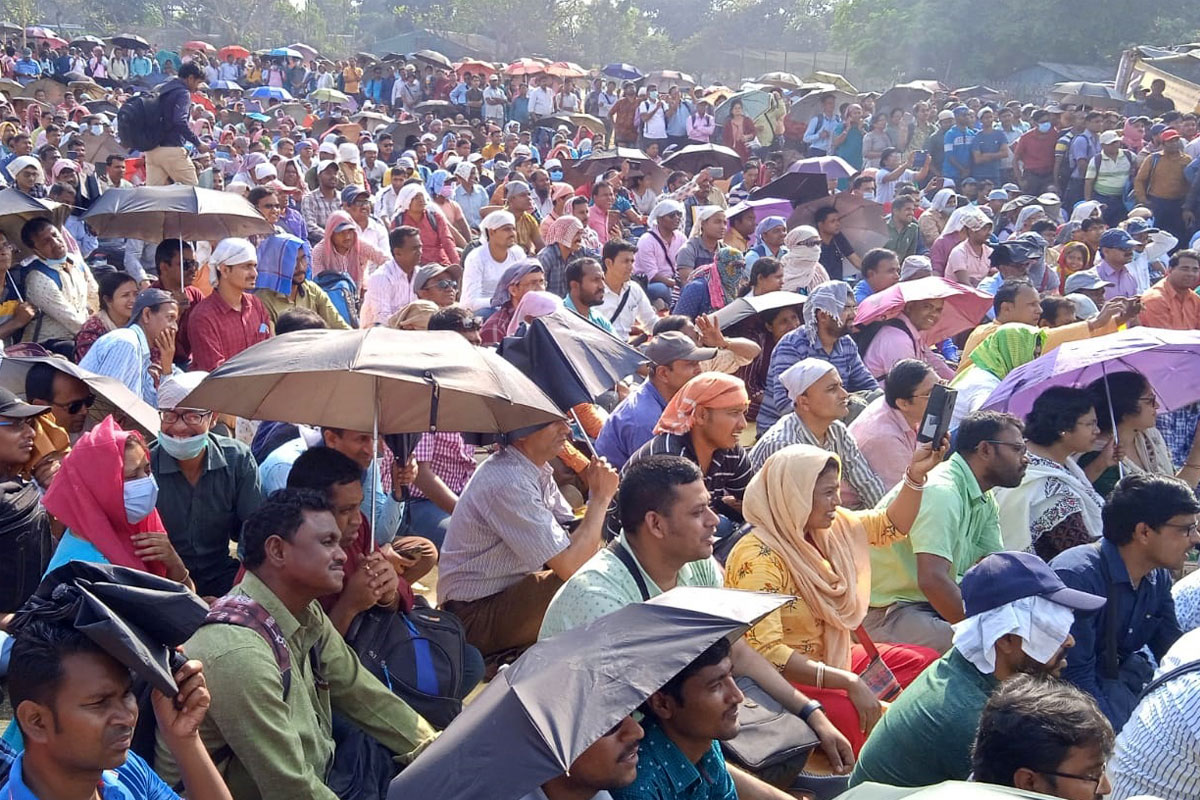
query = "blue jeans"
(404, 498, 452, 550)
(645, 281, 673, 307)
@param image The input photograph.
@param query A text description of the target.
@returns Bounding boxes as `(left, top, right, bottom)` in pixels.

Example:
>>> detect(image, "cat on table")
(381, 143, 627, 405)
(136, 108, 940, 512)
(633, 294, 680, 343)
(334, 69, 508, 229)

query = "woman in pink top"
(860, 299, 956, 384)
(943, 209, 994, 286)
(394, 183, 460, 269)
(847, 359, 936, 490)
(686, 101, 716, 144)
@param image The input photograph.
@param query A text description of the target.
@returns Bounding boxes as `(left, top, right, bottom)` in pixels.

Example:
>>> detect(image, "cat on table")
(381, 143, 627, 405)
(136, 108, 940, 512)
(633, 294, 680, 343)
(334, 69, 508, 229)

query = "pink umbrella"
(854, 276, 992, 344)
(25, 27, 66, 48)
(545, 61, 586, 78)
(504, 58, 548, 76)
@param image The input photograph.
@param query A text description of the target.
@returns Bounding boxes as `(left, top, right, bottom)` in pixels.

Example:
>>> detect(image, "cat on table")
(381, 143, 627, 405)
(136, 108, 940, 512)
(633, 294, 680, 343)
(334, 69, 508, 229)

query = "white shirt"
(461, 243, 528, 310)
(638, 99, 668, 139)
(1109, 628, 1200, 800)
(482, 86, 507, 121)
(527, 86, 555, 117)
(596, 279, 656, 340)
(359, 258, 416, 327)
(1185, 134, 1200, 161)
(355, 215, 390, 256)
(949, 368, 1001, 432)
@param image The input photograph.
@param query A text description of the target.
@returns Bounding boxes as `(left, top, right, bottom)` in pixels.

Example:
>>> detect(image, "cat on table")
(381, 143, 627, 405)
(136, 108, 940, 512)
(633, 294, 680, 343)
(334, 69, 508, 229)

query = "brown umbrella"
(789, 191, 890, 255)
(0, 355, 160, 436)
(0, 189, 71, 259)
(660, 143, 743, 175)
(79, 132, 128, 166)
(20, 78, 65, 103)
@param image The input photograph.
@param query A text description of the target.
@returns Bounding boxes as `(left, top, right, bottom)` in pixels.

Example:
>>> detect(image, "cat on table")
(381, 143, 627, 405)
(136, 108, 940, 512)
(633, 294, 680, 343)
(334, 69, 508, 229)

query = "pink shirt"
(945, 240, 993, 284)
(847, 396, 918, 491)
(862, 314, 956, 383)
(634, 228, 686, 282)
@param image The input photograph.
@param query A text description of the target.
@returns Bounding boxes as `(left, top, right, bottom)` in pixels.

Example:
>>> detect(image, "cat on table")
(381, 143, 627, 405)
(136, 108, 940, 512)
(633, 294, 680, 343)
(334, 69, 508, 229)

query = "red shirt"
(186, 290, 272, 371)
(1013, 127, 1059, 174)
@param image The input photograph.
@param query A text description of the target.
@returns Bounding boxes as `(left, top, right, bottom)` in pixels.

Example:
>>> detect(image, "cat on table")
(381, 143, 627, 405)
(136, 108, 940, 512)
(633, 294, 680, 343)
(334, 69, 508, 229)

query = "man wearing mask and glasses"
(150, 371, 265, 599)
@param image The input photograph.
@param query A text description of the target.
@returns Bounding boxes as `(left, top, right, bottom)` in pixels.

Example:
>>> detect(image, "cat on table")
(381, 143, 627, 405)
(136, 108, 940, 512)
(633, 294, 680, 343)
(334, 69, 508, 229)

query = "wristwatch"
(799, 699, 824, 723)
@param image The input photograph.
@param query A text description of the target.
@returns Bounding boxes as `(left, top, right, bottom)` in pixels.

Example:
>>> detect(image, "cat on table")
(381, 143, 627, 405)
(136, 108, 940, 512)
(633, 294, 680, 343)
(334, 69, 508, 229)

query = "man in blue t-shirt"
(970, 107, 1010, 183)
(942, 105, 976, 183)
(2, 620, 231, 800)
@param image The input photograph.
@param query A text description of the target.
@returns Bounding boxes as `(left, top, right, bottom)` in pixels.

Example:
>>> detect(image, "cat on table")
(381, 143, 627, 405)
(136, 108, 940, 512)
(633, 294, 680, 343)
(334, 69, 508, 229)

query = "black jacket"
(157, 78, 200, 149)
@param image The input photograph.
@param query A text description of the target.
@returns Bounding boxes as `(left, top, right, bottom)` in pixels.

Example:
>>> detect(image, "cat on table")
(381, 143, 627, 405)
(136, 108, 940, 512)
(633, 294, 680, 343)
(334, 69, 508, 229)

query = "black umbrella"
(387, 587, 789, 800)
(110, 33, 150, 51)
(413, 99, 453, 115)
(714, 291, 806, 330)
(749, 171, 829, 205)
(660, 143, 743, 175)
(69, 35, 105, 51)
(9, 561, 209, 696)
(410, 49, 452, 70)
(498, 308, 644, 412)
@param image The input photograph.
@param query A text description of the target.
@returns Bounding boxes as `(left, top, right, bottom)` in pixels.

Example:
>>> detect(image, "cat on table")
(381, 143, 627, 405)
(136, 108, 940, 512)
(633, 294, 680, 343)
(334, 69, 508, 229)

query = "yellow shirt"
(956, 317, 1117, 375)
(724, 513, 904, 670)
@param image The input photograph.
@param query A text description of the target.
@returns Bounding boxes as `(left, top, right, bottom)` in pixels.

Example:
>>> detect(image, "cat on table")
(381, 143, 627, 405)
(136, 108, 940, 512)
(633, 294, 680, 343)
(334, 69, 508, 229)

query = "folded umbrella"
(387, 586, 790, 800)
(498, 308, 645, 411)
(981, 328, 1200, 420)
(660, 143, 743, 175)
(0, 354, 160, 436)
(854, 276, 993, 344)
(9, 561, 208, 696)
(715, 290, 805, 330)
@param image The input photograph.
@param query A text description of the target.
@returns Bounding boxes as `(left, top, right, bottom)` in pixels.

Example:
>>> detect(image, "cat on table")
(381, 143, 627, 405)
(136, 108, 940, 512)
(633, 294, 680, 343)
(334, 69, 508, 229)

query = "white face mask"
(89, 124, 103, 135)
(861, 191, 876, 202)
(123, 474, 159, 524)
(790, 244, 821, 262)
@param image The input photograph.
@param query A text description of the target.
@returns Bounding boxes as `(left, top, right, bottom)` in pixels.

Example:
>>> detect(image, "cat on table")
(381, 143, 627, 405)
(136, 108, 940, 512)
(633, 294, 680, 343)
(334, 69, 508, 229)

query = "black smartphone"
(912, 151, 927, 168)
(917, 384, 957, 445)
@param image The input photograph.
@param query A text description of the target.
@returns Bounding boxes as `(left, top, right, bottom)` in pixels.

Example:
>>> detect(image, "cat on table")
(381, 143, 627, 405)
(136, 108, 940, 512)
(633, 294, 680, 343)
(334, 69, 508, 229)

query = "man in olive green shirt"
(254, 277, 351, 330)
(863, 411, 1027, 653)
(155, 489, 436, 800)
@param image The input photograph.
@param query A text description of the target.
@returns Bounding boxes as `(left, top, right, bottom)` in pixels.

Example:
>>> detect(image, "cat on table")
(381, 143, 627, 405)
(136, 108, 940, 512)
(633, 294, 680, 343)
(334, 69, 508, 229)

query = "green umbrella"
(308, 87, 350, 105)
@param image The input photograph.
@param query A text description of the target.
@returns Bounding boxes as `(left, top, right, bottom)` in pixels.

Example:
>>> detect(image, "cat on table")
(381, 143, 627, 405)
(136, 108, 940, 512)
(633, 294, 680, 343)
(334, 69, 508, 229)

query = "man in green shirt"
(155, 489, 436, 800)
(849, 550, 1104, 788)
(882, 195, 924, 262)
(864, 411, 1028, 653)
(539, 454, 855, 788)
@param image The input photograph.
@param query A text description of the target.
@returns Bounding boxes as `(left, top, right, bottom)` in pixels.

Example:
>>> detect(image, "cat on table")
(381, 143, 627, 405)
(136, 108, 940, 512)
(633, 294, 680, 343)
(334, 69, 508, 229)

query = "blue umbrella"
(248, 86, 293, 101)
(602, 63, 643, 81)
(268, 47, 302, 59)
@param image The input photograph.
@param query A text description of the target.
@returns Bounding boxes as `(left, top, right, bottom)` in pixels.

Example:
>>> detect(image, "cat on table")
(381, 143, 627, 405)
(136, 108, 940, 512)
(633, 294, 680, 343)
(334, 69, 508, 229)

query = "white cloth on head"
(157, 371, 209, 410)
(1015, 205, 1044, 231)
(780, 225, 824, 292)
(454, 160, 474, 180)
(693, 204, 723, 226)
(8, 155, 41, 179)
(208, 237, 258, 286)
(951, 595, 1076, 673)
(929, 188, 956, 213)
(395, 183, 429, 216)
(957, 206, 992, 231)
(648, 197, 684, 226)
(779, 357, 836, 402)
(336, 142, 359, 164)
(480, 209, 516, 240)
(1069, 199, 1103, 223)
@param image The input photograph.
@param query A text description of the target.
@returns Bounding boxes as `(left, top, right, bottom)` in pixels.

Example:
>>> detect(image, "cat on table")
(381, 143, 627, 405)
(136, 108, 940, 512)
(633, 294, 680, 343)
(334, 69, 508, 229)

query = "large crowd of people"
(0, 31, 1198, 800)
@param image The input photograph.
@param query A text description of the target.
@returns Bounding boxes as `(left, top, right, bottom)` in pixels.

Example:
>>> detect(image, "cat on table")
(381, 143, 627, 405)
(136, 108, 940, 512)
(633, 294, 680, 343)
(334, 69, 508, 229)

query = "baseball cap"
(411, 263, 451, 292)
(986, 189, 1008, 201)
(1063, 269, 1114, 293)
(1150, 122, 1168, 136)
(331, 218, 357, 234)
(362, 142, 378, 153)
(937, 109, 954, 122)
(961, 551, 1105, 618)
(643, 331, 717, 366)
(420, 132, 436, 143)
(1099, 130, 1121, 145)
(341, 185, 368, 205)
(318, 159, 340, 172)
(1161, 129, 1182, 142)
(544, 158, 563, 170)
(1098, 228, 1138, 250)
(505, 180, 530, 197)
(396, 156, 415, 170)
(1001, 183, 1020, 193)
(0, 387, 47, 419)
(253, 163, 276, 180)
(1125, 218, 1159, 236)
(296, 140, 313, 151)
(952, 104, 969, 115)
(1036, 192, 1061, 206)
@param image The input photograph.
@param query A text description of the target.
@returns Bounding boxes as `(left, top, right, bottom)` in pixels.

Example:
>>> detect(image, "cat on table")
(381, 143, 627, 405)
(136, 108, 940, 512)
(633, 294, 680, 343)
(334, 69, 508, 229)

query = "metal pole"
(370, 386, 379, 552)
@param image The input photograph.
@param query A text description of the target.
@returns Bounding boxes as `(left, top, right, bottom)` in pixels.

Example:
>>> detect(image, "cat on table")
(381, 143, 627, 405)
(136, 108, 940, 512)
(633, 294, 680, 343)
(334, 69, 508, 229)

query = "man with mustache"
(847, 550, 1106, 788)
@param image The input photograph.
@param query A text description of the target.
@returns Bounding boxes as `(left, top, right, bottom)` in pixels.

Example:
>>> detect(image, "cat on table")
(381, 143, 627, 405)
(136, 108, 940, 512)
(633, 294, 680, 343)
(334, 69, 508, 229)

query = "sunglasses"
(53, 394, 96, 415)
(430, 279, 458, 290)
(458, 316, 483, 331)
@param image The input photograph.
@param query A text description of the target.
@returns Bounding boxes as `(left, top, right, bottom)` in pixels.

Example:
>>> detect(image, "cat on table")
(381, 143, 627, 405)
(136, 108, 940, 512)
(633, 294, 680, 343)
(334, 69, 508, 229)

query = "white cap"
(318, 141, 337, 155)
(253, 163, 276, 180)
(362, 142, 378, 152)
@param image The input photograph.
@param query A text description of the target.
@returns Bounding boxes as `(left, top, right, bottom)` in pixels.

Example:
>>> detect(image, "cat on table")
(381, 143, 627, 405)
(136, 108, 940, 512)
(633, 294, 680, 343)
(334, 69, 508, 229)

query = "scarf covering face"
(654, 371, 749, 435)
(803, 280, 850, 342)
(780, 225, 827, 293)
(255, 233, 312, 295)
(690, 246, 745, 310)
(507, 290, 562, 336)
(960, 323, 1046, 380)
(545, 215, 583, 248)
(929, 187, 956, 213)
(741, 445, 871, 669)
(41, 415, 169, 577)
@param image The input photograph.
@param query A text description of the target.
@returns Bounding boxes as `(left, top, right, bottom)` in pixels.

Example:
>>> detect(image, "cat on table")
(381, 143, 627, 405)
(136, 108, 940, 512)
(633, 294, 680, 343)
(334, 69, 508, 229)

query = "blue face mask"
(1038, 121, 1052, 133)
(157, 431, 208, 461)
(124, 474, 159, 524)
(549, 169, 563, 181)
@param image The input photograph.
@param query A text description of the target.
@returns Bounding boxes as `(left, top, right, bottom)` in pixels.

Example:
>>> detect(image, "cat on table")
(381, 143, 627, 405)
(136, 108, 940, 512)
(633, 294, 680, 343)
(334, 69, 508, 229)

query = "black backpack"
(117, 94, 165, 152)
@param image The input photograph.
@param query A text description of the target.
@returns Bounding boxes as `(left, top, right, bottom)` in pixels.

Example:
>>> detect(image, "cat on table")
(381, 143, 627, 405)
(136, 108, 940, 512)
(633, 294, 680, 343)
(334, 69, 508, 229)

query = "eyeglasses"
(160, 409, 212, 426)
(431, 279, 458, 290)
(183, 259, 199, 270)
(1160, 520, 1200, 537)
(984, 439, 1028, 455)
(797, 238, 821, 247)
(52, 394, 95, 415)
(457, 316, 483, 331)
(1138, 393, 1159, 408)
(1036, 767, 1106, 792)
(0, 417, 32, 429)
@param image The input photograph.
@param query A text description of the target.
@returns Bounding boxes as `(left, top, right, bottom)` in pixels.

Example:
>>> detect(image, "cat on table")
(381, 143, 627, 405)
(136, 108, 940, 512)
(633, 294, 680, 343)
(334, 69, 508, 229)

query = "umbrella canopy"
(0, 189, 70, 258)
(0, 355, 160, 436)
(180, 328, 565, 434)
(356, 51, 379, 64)
(69, 80, 106, 99)
(644, 69, 695, 87)
(714, 88, 772, 126)
(248, 85, 293, 101)
(183, 40, 215, 54)
(82, 185, 273, 241)
(875, 84, 934, 112)
(854, 276, 993, 344)
(25, 26, 65, 47)
(308, 87, 350, 105)
(69, 35, 105, 50)
(498, 308, 645, 411)
(456, 59, 496, 77)
(715, 291, 805, 330)
(756, 71, 803, 89)
(207, 81, 241, 96)
(0, 78, 23, 95)
(110, 33, 149, 50)
(413, 99, 454, 115)
(80, 132, 128, 165)
(602, 63, 643, 80)
(535, 112, 606, 134)
(1048, 81, 1124, 109)
(789, 155, 858, 180)
(805, 71, 857, 93)
(155, 50, 181, 69)
(789, 191, 889, 255)
(545, 61, 587, 78)
(270, 101, 308, 124)
(218, 45, 250, 61)
(749, 171, 829, 205)
(20, 78, 65, 103)
(267, 47, 302, 59)
(386, 586, 789, 800)
(660, 143, 743, 175)
(562, 147, 666, 189)
(0, 21, 20, 35)
(504, 57, 548, 76)
(410, 49, 453, 70)
(953, 85, 1003, 99)
(838, 781, 1058, 799)
(288, 43, 318, 60)
(10, 562, 208, 696)
(787, 89, 856, 124)
(352, 109, 395, 127)
(981, 328, 1200, 419)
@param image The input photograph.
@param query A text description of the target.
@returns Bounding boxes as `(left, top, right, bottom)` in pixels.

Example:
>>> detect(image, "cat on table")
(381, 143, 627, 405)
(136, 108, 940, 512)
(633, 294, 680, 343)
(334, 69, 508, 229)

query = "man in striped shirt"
(750, 359, 885, 509)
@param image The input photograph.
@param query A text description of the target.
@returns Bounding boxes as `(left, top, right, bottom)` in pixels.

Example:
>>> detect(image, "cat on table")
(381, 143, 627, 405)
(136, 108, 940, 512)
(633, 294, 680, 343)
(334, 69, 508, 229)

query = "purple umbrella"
(981, 328, 1200, 420)
(788, 155, 857, 180)
(726, 197, 793, 227)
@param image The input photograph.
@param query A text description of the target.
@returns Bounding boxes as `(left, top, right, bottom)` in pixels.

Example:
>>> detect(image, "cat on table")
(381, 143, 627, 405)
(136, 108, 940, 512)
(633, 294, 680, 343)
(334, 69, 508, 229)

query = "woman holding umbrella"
(722, 99, 758, 161)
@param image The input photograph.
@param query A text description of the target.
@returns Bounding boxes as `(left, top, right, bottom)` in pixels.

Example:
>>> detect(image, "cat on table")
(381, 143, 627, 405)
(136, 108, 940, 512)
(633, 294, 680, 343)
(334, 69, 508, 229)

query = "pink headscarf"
(545, 215, 583, 248)
(654, 372, 749, 435)
(506, 290, 562, 336)
(311, 210, 385, 286)
(1122, 119, 1145, 152)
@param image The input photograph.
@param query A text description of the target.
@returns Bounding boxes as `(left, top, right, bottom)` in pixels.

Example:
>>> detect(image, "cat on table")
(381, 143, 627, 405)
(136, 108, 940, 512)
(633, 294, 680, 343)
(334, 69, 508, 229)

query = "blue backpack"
(314, 270, 359, 328)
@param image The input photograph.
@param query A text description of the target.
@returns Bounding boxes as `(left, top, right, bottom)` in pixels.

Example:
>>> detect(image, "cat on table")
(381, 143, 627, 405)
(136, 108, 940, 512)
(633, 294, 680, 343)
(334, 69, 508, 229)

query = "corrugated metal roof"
(1033, 62, 1114, 82)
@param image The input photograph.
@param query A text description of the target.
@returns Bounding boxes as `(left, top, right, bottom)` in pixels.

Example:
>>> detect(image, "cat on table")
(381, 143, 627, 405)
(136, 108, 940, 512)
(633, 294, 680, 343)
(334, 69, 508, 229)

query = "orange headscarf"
(654, 372, 749, 435)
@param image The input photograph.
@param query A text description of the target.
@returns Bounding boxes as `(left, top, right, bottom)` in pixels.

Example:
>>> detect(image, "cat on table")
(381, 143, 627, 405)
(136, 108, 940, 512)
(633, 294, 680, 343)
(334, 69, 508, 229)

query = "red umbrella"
(854, 276, 993, 344)
(504, 58, 548, 76)
(183, 40, 215, 54)
(456, 59, 496, 77)
(545, 61, 586, 78)
(25, 27, 66, 48)
(218, 45, 250, 61)
(191, 91, 215, 112)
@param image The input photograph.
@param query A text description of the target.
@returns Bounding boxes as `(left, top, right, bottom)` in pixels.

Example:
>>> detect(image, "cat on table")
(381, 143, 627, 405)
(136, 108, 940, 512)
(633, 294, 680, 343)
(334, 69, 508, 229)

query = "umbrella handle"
(423, 371, 440, 433)
(1100, 363, 1125, 481)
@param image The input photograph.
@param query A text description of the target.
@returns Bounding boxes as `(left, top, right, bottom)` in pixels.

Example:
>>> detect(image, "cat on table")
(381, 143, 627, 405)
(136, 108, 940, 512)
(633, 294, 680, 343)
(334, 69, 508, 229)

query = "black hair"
(1170, 248, 1200, 268)
(748, 256, 782, 288)
(955, 411, 1022, 455)
(20, 216, 54, 249)
(651, 314, 689, 335)
(1102, 473, 1200, 545)
(428, 304, 476, 332)
(1023, 387, 1097, 446)
(851, 174, 874, 191)
(1038, 296, 1075, 326)
(601, 238, 636, 268)
(1030, 219, 1057, 238)
(287, 446, 363, 494)
(565, 256, 600, 291)
(654, 637, 732, 707)
(178, 62, 204, 81)
(248, 186, 276, 207)
(813, 205, 838, 226)
(1084, 111, 1103, 122)
(8, 620, 117, 736)
(390, 225, 420, 251)
(861, 247, 898, 277)
(97, 271, 137, 313)
(1087, 371, 1148, 433)
(619, 455, 704, 536)
(240, 488, 332, 569)
(884, 359, 934, 409)
(993, 279, 1034, 316)
(275, 308, 326, 334)
(971, 674, 1113, 788)
(1080, 217, 1106, 233)
(47, 182, 73, 201)
(892, 194, 916, 211)
(25, 362, 58, 404)
(154, 238, 192, 268)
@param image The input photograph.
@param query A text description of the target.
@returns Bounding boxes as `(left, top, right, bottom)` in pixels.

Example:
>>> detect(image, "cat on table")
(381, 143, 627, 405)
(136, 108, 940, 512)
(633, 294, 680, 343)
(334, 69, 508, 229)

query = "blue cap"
(961, 551, 1106, 617)
(953, 104, 970, 115)
(341, 185, 368, 205)
(1125, 218, 1159, 236)
(1099, 228, 1138, 250)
